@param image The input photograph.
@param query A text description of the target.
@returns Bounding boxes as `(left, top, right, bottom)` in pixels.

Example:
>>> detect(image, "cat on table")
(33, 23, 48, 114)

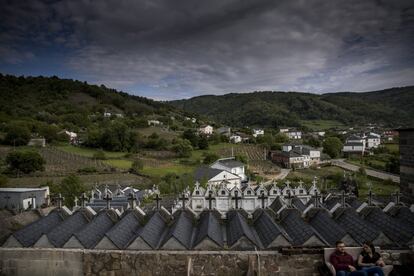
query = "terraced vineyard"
(39, 147, 113, 175)
(219, 144, 267, 161)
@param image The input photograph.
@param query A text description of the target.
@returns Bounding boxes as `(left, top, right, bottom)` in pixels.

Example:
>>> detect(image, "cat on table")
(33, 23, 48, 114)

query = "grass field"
(285, 166, 398, 197)
(384, 143, 399, 154)
(142, 164, 194, 177)
(300, 120, 345, 130)
(103, 159, 133, 169)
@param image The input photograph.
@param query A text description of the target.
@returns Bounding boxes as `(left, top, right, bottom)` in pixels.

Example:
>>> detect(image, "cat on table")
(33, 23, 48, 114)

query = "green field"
(103, 159, 133, 169)
(142, 164, 194, 177)
(300, 120, 345, 130)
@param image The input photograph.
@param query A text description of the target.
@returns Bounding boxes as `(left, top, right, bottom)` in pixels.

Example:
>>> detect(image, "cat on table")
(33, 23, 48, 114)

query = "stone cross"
(393, 190, 402, 205)
(232, 190, 242, 209)
(286, 190, 293, 207)
(179, 193, 189, 210)
(297, 180, 304, 187)
(74, 196, 79, 207)
(205, 190, 215, 210)
(368, 189, 374, 206)
(154, 193, 162, 210)
(285, 180, 291, 188)
(103, 192, 112, 209)
(80, 193, 88, 208)
(258, 191, 268, 209)
(128, 192, 137, 209)
(313, 191, 321, 208)
(312, 176, 318, 186)
(55, 193, 64, 209)
(341, 190, 348, 208)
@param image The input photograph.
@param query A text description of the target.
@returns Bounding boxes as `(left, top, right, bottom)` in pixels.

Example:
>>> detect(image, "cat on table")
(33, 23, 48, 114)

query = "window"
(247, 191, 251, 195)
(196, 191, 199, 195)
(222, 191, 225, 195)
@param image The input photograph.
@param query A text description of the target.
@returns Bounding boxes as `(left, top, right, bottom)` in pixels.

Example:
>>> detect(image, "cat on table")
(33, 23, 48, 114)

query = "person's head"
(336, 241, 346, 253)
(362, 241, 375, 254)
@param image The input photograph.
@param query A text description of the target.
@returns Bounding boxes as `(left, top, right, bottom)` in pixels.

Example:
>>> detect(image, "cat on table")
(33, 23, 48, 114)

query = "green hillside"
(169, 87, 414, 128)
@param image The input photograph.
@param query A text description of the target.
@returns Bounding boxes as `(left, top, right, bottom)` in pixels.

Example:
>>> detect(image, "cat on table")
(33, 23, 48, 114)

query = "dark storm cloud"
(1, 0, 413, 99)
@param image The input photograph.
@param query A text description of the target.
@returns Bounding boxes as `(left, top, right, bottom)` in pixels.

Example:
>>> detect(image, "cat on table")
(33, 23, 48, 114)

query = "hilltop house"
(198, 125, 213, 135)
(229, 135, 242, 143)
(217, 127, 231, 137)
(286, 130, 302, 140)
(148, 120, 162, 126)
(252, 129, 264, 137)
(194, 167, 241, 189)
(59, 130, 78, 144)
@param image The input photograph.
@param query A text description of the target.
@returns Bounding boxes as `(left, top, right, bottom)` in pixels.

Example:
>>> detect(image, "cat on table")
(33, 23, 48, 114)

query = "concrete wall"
(0, 248, 411, 276)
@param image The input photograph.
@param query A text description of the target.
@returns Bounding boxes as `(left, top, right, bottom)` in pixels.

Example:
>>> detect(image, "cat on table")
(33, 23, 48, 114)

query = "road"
(331, 159, 400, 183)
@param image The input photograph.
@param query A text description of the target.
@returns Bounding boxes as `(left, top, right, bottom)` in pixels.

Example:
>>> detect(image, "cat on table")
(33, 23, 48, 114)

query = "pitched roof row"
(4, 195, 413, 250)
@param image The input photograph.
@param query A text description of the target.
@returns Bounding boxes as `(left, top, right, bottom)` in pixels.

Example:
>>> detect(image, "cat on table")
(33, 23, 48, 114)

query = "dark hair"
(336, 241, 344, 246)
(363, 241, 376, 254)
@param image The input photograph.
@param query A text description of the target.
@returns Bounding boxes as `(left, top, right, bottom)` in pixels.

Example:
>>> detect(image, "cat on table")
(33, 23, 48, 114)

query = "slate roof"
(73, 210, 118, 248)
(324, 197, 343, 210)
(360, 207, 413, 246)
(334, 208, 382, 244)
(13, 209, 66, 247)
(105, 210, 142, 249)
(253, 210, 289, 248)
(308, 209, 347, 246)
(47, 209, 92, 247)
(217, 159, 244, 168)
(291, 197, 307, 212)
(344, 142, 364, 147)
(194, 167, 224, 181)
(136, 211, 167, 249)
(390, 207, 414, 229)
(279, 209, 321, 246)
(269, 196, 285, 213)
(194, 210, 223, 247)
(226, 210, 257, 247)
(162, 210, 194, 249)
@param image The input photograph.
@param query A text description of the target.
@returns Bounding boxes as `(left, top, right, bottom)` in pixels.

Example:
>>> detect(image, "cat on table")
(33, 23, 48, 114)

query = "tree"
(4, 125, 31, 146)
(202, 152, 219, 164)
(182, 129, 199, 148)
(322, 137, 343, 158)
(198, 136, 209, 150)
(172, 139, 193, 158)
(6, 150, 45, 175)
(59, 175, 86, 207)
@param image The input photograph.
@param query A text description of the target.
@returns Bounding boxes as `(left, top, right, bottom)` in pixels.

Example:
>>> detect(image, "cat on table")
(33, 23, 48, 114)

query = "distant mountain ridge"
(169, 87, 414, 128)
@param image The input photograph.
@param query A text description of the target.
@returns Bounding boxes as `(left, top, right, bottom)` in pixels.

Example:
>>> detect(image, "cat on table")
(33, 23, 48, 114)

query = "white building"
(342, 135, 366, 155)
(287, 131, 302, 140)
(194, 167, 241, 189)
(0, 187, 50, 210)
(148, 120, 161, 126)
(61, 130, 78, 144)
(211, 157, 247, 182)
(229, 135, 242, 143)
(198, 125, 213, 135)
(366, 133, 381, 149)
(252, 129, 264, 137)
(279, 128, 289, 133)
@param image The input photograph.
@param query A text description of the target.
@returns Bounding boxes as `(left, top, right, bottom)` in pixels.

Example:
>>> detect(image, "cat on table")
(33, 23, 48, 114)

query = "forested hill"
(169, 87, 414, 128)
(0, 74, 181, 127)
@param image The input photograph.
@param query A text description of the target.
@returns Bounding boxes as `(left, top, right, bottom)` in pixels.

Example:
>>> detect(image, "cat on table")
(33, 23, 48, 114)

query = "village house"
(252, 129, 264, 137)
(216, 126, 231, 137)
(342, 134, 366, 156)
(59, 130, 78, 144)
(27, 137, 46, 147)
(279, 128, 289, 133)
(185, 117, 197, 123)
(211, 157, 247, 182)
(366, 133, 381, 149)
(269, 144, 320, 169)
(286, 130, 302, 140)
(198, 125, 213, 135)
(229, 135, 242, 143)
(194, 167, 241, 189)
(103, 111, 112, 118)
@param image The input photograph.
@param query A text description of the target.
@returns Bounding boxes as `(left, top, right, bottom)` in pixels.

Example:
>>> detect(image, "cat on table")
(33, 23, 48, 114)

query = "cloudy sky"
(1, 0, 413, 100)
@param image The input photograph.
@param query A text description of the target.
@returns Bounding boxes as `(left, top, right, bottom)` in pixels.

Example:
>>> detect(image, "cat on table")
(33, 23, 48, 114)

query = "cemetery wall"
(0, 248, 412, 276)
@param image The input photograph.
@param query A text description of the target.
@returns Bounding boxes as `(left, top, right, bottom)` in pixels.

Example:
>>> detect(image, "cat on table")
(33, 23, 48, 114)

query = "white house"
(279, 144, 320, 167)
(60, 130, 78, 144)
(229, 135, 242, 143)
(198, 125, 213, 135)
(287, 131, 302, 140)
(252, 129, 264, 137)
(211, 157, 247, 182)
(103, 112, 112, 118)
(0, 187, 50, 210)
(342, 135, 365, 155)
(366, 133, 381, 149)
(148, 120, 161, 126)
(279, 128, 289, 133)
(194, 167, 241, 189)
